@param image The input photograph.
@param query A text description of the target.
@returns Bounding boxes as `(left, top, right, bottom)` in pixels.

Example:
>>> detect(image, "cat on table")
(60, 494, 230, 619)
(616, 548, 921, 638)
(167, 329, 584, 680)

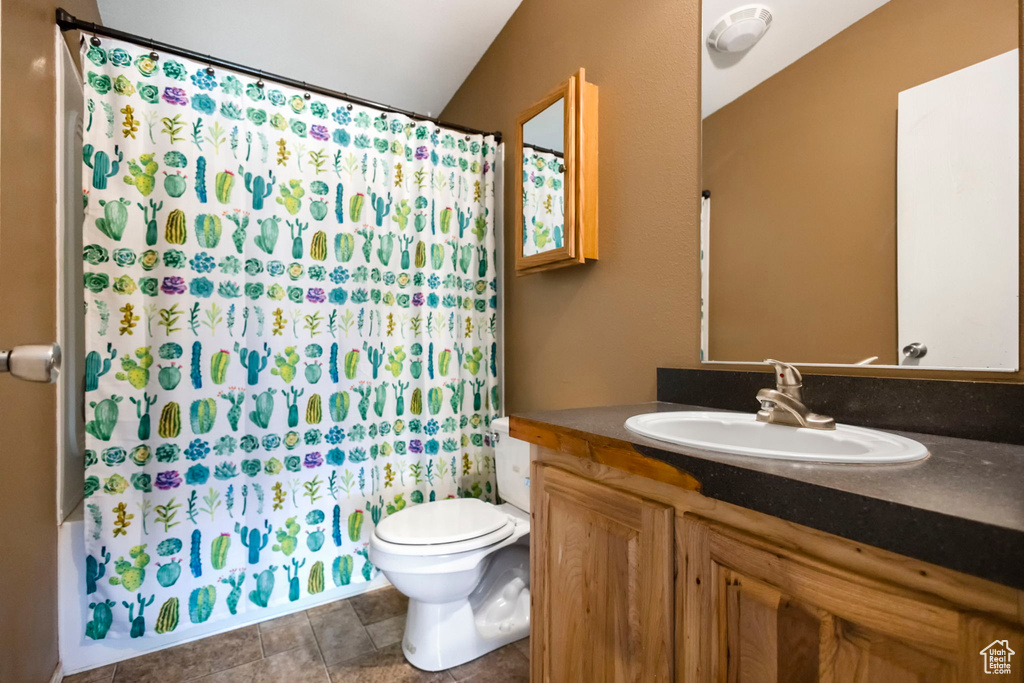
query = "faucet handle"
(764, 359, 802, 388)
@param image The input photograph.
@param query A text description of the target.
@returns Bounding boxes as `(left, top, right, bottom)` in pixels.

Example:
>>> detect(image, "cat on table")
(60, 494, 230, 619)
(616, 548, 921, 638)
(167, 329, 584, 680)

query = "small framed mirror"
(515, 68, 598, 275)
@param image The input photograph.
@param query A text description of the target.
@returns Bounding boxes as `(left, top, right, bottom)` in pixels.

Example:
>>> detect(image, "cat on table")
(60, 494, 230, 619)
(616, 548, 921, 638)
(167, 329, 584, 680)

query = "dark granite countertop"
(512, 402, 1024, 590)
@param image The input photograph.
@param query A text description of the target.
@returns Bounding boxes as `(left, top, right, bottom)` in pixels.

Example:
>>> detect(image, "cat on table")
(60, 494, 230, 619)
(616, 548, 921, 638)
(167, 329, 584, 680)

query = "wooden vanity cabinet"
(682, 516, 1022, 683)
(530, 465, 675, 682)
(522, 431, 1024, 683)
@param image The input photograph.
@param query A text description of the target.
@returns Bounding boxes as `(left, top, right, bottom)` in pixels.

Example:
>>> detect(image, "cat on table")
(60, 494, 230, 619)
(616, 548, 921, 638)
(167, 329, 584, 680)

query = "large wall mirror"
(700, 0, 1020, 372)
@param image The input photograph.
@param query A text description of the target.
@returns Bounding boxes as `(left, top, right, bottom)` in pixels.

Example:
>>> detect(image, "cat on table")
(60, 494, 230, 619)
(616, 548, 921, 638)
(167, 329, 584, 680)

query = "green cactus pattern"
(210, 533, 231, 570)
(85, 343, 117, 392)
(157, 401, 181, 438)
(165, 208, 187, 244)
(307, 560, 325, 594)
(522, 147, 566, 254)
(272, 517, 301, 556)
(332, 555, 354, 587)
(123, 154, 158, 196)
(277, 179, 304, 216)
(220, 571, 245, 615)
(271, 347, 300, 383)
(96, 198, 130, 240)
(189, 398, 217, 434)
(215, 170, 236, 204)
(83, 143, 122, 190)
(194, 214, 223, 248)
(83, 37, 498, 643)
(154, 597, 179, 634)
(210, 349, 231, 384)
(109, 545, 150, 592)
(249, 566, 277, 607)
(347, 510, 363, 542)
(188, 585, 216, 623)
(115, 346, 153, 389)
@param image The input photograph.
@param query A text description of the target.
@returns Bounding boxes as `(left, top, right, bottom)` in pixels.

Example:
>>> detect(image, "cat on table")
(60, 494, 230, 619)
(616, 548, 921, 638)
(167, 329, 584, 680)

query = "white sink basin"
(624, 411, 928, 464)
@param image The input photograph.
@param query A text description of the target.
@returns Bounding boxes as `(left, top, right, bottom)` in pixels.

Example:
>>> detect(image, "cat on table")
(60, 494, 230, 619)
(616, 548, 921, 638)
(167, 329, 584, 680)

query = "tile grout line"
(302, 610, 333, 680)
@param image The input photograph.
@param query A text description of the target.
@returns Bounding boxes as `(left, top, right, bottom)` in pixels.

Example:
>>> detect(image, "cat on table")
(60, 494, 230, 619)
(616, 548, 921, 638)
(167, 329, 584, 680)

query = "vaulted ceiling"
(702, 0, 892, 117)
(96, 0, 524, 116)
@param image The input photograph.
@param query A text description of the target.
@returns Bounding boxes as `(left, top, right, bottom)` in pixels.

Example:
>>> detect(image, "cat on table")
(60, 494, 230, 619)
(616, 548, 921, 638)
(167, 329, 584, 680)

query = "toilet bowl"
(368, 417, 534, 671)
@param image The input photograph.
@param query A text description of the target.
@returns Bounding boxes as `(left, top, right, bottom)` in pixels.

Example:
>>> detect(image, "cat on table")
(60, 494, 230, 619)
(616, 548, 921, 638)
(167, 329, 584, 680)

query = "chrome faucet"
(756, 359, 835, 430)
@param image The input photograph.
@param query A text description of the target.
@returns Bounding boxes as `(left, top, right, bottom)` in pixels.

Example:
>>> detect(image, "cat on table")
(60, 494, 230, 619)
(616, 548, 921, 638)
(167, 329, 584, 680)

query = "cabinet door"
(532, 464, 674, 682)
(682, 517, 1023, 683)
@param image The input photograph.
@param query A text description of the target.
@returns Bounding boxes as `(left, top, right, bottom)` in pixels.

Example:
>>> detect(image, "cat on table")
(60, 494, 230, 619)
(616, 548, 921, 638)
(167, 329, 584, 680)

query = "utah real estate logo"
(980, 640, 1015, 675)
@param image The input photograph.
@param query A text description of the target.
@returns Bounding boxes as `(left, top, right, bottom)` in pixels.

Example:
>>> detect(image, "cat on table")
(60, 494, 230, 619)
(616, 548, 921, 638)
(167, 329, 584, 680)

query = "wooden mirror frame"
(514, 68, 599, 275)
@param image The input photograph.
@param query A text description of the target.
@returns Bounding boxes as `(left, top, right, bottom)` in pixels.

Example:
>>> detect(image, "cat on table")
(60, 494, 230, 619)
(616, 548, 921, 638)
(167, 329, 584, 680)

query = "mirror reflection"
(522, 98, 566, 256)
(701, 0, 1019, 370)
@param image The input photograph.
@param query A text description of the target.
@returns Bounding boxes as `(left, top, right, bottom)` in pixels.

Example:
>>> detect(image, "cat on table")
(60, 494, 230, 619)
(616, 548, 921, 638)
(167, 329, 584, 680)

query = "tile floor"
(63, 586, 529, 683)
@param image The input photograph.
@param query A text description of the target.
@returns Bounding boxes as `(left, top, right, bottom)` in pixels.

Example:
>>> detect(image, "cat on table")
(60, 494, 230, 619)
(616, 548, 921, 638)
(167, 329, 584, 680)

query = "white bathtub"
(58, 501, 388, 674)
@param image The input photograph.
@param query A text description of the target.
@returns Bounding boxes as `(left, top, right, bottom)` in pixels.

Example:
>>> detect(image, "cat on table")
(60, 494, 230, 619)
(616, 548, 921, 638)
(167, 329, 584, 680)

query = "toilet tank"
(492, 417, 533, 512)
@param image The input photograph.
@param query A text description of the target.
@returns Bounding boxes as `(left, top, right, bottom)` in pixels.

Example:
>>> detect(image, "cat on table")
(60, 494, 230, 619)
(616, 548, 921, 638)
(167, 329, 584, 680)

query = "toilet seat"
(372, 520, 515, 556)
(372, 498, 519, 556)
(376, 497, 510, 545)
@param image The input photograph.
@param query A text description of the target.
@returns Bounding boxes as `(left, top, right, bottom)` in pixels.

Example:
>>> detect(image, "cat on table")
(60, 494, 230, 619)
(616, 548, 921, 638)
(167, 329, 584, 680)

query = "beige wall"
(703, 0, 1018, 366)
(0, 1, 101, 681)
(442, 0, 703, 411)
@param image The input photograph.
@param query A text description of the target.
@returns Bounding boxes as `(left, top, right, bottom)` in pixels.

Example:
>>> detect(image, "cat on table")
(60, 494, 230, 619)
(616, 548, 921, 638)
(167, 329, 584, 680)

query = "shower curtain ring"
(346, 103, 353, 111)
(90, 34, 101, 47)
(148, 38, 159, 61)
(205, 56, 215, 76)
(256, 70, 265, 89)
(302, 83, 311, 100)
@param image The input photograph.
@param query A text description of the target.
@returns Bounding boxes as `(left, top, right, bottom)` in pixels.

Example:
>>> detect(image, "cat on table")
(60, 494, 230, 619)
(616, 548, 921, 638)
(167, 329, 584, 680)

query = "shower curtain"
(521, 146, 564, 256)
(81, 37, 499, 642)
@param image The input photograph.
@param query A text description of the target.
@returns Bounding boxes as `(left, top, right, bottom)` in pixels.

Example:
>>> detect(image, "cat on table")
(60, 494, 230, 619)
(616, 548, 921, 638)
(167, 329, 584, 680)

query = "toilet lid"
(374, 498, 509, 545)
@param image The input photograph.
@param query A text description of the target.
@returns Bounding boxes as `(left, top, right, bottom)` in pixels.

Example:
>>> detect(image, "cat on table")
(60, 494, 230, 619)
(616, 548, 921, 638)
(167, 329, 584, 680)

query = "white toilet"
(368, 417, 533, 671)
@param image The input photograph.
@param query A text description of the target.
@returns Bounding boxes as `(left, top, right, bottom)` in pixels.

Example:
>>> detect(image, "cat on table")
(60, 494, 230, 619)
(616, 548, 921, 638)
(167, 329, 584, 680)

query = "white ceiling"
(96, 0, 523, 116)
(702, 0, 891, 118)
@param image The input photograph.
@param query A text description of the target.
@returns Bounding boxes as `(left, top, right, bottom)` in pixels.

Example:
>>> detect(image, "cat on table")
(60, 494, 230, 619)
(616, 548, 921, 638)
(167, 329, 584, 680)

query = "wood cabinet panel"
(681, 516, 1023, 683)
(531, 464, 674, 682)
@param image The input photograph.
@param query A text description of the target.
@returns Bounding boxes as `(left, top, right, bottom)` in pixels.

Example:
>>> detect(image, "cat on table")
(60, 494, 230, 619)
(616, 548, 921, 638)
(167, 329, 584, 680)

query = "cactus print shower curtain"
(521, 146, 564, 256)
(81, 37, 500, 642)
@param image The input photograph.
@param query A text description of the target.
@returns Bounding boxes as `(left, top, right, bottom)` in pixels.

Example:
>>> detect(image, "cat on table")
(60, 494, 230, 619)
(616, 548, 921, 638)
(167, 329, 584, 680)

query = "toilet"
(368, 417, 533, 671)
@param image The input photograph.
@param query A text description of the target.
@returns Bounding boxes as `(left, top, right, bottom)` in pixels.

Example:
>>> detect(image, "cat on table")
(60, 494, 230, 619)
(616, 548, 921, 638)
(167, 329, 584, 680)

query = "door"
(682, 516, 1023, 682)
(896, 50, 1019, 370)
(57, 30, 86, 522)
(531, 464, 674, 682)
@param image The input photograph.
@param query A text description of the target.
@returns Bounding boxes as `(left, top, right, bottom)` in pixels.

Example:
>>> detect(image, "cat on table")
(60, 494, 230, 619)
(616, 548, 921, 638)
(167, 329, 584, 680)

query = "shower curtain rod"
(56, 8, 502, 144)
(522, 143, 564, 158)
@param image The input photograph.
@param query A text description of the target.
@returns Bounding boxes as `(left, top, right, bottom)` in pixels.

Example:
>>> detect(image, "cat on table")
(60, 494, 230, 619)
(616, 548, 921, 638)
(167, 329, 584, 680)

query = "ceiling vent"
(707, 5, 773, 53)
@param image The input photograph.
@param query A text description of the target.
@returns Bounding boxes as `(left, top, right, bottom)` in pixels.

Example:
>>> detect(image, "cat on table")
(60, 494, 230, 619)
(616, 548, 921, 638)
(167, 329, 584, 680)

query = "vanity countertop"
(511, 401, 1024, 590)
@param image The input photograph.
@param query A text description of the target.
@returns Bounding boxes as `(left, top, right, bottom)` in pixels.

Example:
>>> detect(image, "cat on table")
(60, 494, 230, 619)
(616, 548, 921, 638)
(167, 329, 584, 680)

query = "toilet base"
(401, 545, 530, 671)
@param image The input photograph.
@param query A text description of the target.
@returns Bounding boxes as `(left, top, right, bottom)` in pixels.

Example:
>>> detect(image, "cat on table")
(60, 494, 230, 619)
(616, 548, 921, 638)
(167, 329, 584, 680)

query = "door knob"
(902, 342, 927, 359)
(0, 343, 61, 383)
